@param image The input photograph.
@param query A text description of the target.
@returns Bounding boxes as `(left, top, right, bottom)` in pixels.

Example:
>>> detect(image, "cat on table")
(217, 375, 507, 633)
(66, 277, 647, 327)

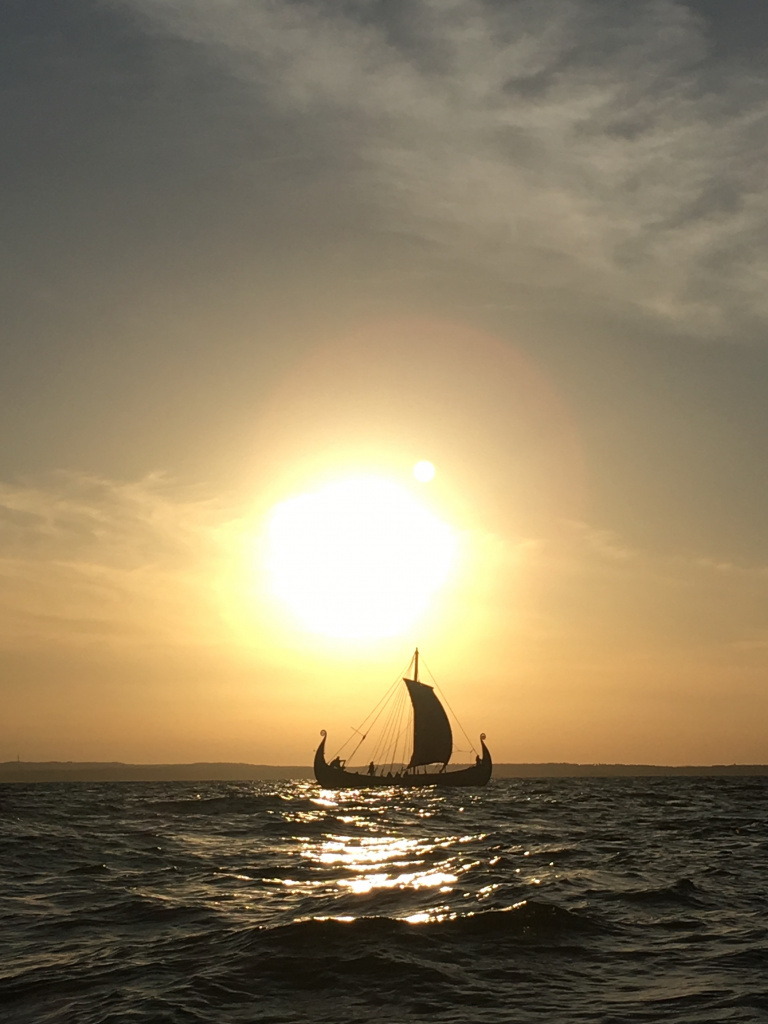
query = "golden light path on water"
(265, 789, 517, 926)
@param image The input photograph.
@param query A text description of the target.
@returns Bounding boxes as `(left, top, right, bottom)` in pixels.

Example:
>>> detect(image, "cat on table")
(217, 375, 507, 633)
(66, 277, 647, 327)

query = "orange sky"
(2, 1, 768, 765)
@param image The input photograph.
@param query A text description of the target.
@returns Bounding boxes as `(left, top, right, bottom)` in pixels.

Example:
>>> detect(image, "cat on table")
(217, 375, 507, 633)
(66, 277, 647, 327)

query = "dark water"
(1, 777, 767, 1023)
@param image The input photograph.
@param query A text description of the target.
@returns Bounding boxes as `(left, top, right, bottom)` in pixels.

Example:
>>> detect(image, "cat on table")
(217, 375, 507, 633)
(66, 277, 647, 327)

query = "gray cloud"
(120, 0, 768, 338)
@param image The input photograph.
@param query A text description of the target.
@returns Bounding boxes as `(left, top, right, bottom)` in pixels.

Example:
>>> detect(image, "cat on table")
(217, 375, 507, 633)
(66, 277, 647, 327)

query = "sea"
(1, 777, 767, 1023)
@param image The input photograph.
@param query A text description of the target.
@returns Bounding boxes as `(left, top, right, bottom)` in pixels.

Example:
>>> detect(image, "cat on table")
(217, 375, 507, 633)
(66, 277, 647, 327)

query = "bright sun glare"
(413, 460, 435, 482)
(265, 475, 456, 639)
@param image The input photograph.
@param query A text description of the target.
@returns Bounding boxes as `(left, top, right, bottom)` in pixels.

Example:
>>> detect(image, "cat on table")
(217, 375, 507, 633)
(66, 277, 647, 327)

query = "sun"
(413, 460, 435, 483)
(264, 475, 456, 639)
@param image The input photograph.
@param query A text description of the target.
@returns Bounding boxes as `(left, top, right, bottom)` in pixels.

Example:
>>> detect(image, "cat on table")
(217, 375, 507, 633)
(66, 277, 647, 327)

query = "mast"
(414, 647, 419, 682)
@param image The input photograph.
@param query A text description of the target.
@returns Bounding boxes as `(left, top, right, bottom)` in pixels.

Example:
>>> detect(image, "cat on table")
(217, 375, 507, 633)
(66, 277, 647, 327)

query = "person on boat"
(367, 761, 376, 776)
(330, 756, 341, 769)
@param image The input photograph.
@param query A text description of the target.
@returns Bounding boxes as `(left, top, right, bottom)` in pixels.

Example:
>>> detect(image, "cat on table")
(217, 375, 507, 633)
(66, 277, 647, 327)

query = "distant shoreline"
(1, 761, 767, 783)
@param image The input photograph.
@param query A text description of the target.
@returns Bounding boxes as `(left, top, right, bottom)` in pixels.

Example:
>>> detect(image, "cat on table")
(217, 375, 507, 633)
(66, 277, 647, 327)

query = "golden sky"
(2, 0, 768, 765)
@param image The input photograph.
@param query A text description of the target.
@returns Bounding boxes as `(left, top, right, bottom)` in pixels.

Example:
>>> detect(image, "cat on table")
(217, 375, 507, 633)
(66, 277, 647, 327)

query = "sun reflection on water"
(276, 792, 497, 918)
(140, 783, 556, 931)
(195, 784, 546, 929)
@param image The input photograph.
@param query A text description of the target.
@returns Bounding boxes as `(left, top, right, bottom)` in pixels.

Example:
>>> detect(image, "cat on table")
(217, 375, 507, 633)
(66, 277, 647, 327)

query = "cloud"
(119, 0, 768, 338)
(0, 472, 227, 649)
(514, 517, 768, 659)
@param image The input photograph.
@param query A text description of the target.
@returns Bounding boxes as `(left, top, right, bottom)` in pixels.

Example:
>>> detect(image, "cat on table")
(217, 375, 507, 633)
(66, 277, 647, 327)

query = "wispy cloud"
(121, 0, 768, 337)
(0, 473, 226, 648)
(473, 516, 768, 667)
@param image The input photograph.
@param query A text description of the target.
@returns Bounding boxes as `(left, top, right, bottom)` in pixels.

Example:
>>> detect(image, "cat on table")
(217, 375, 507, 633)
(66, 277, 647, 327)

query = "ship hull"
(313, 734, 492, 789)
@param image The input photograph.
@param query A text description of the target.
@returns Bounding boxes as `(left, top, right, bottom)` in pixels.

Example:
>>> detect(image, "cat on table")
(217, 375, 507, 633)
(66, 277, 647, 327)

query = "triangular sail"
(404, 677, 452, 767)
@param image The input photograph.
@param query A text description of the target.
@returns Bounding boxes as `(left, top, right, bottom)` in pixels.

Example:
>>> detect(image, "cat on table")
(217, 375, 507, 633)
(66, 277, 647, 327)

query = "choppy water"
(1, 777, 767, 1023)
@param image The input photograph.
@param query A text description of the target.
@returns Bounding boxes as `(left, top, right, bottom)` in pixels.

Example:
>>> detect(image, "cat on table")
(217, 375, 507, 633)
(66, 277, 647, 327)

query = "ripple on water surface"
(1, 777, 767, 1023)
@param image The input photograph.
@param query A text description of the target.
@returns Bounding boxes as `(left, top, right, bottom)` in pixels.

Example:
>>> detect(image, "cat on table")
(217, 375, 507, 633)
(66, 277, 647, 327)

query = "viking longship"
(314, 649, 492, 788)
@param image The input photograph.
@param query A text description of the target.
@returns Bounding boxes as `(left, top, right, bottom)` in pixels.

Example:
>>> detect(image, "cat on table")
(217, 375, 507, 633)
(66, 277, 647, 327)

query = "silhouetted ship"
(314, 648, 492, 788)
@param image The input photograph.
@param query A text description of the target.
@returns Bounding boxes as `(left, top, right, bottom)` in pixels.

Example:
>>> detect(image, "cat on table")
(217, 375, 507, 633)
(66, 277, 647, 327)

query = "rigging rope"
(420, 654, 478, 758)
(334, 655, 413, 764)
(370, 681, 407, 771)
(328, 650, 480, 772)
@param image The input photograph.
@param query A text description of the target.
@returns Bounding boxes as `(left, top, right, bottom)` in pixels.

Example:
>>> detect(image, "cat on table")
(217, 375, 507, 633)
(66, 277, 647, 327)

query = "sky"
(2, 0, 768, 766)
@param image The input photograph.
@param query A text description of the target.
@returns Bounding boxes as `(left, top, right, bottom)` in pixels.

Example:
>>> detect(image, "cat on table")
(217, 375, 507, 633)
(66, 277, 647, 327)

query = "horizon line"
(2, 759, 768, 784)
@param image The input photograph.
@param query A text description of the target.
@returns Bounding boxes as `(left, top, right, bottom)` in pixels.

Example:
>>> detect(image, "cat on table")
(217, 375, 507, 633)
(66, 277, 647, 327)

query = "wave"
(147, 793, 308, 816)
(2, 777, 766, 1024)
(613, 877, 703, 906)
(244, 900, 610, 952)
